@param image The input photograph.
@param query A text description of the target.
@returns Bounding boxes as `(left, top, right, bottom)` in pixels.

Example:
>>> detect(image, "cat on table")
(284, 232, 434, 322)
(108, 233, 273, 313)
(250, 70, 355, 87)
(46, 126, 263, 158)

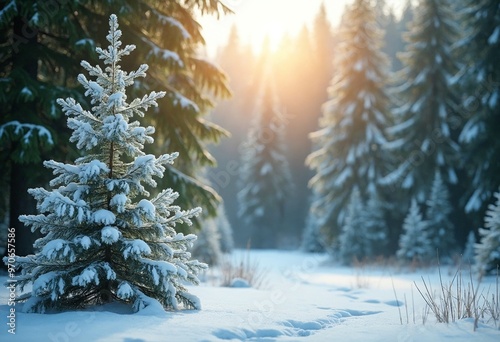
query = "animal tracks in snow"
(212, 309, 381, 340)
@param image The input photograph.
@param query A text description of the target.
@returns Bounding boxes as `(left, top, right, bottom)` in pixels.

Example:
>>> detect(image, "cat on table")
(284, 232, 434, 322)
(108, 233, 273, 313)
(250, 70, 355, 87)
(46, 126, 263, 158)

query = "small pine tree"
(475, 190, 500, 275)
(338, 188, 368, 264)
(462, 230, 476, 265)
(216, 204, 234, 254)
(6, 15, 207, 313)
(363, 192, 389, 257)
(426, 170, 456, 257)
(191, 219, 222, 266)
(301, 204, 327, 253)
(237, 73, 293, 248)
(397, 199, 433, 263)
(192, 203, 233, 264)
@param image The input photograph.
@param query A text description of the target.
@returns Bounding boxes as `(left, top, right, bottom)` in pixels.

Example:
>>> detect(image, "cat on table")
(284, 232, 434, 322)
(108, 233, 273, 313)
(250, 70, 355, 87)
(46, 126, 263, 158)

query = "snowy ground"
(1, 250, 499, 341)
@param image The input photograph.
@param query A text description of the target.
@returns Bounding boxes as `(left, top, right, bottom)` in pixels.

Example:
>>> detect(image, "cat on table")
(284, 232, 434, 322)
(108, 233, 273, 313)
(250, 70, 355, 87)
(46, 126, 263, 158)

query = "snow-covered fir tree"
(397, 199, 434, 263)
(216, 204, 234, 254)
(338, 188, 369, 264)
(462, 230, 476, 265)
(301, 197, 326, 253)
(191, 218, 222, 266)
(7, 15, 207, 313)
(192, 203, 233, 265)
(458, 0, 500, 219)
(475, 190, 500, 275)
(0, 0, 231, 263)
(426, 170, 456, 256)
(237, 73, 293, 248)
(363, 192, 389, 257)
(381, 0, 461, 202)
(306, 0, 392, 242)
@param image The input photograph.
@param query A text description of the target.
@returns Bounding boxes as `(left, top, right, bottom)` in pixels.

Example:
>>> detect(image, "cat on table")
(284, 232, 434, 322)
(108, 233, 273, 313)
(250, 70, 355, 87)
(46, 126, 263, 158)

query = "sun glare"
(244, 0, 348, 53)
(200, 0, 351, 56)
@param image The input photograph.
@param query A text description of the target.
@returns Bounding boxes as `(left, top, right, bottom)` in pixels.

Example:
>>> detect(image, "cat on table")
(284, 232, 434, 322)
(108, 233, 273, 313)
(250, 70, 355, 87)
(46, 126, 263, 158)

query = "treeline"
(211, 0, 500, 269)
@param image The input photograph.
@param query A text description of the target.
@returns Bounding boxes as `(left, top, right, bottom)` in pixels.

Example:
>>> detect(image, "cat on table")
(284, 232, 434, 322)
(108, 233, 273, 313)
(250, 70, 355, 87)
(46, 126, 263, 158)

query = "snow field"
(1, 250, 499, 341)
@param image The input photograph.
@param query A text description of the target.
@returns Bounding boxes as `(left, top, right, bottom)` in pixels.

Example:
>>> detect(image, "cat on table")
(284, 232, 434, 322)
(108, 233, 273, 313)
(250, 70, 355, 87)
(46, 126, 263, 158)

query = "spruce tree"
(463, 230, 476, 265)
(237, 74, 293, 248)
(192, 202, 233, 264)
(338, 188, 368, 264)
(0, 0, 96, 259)
(381, 0, 461, 202)
(0, 1, 232, 252)
(215, 204, 234, 254)
(7, 15, 207, 313)
(458, 0, 500, 220)
(426, 170, 456, 256)
(191, 219, 222, 266)
(363, 192, 389, 257)
(397, 199, 433, 263)
(475, 190, 500, 275)
(307, 0, 392, 241)
(301, 198, 327, 253)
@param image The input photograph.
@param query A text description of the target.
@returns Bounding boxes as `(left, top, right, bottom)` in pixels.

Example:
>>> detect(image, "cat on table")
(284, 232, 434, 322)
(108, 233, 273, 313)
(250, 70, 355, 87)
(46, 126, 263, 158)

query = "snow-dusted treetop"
(8, 14, 207, 314)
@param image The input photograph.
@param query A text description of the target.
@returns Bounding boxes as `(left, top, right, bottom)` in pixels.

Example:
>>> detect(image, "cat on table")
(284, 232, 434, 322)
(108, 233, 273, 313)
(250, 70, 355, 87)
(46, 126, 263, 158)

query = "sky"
(199, 0, 409, 57)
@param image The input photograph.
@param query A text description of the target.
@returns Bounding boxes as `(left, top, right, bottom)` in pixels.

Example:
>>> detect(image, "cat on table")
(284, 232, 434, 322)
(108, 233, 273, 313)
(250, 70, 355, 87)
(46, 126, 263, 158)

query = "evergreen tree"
(237, 74, 293, 248)
(215, 204, 234, 254)
(192, 202, 233, 264)
(463, 230, 476, 264)
(312, 2, 335, 97)
(301, 194, 326, 253)
(363, 192, 389, 257)
(381, 0, 461, 203)
(7, 15, 207, 313)
(273, 25, 322, 245)
(338, 188, 368, 264)
(475, 190, 500, 275)
(307, 0, 392, 242)
(191, 219, 222, 266)
(210, 25, 256, 245)
(0, 1, 231, 257)
(0, 0, 96, 258)
(458, 0, 500, 221)
(426, 170, 456, 256)
(397, 199, 433, 262)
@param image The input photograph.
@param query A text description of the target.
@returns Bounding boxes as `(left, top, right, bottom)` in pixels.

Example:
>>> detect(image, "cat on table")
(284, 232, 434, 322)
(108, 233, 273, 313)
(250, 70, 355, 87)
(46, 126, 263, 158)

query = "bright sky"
(199, 0, 408, 57)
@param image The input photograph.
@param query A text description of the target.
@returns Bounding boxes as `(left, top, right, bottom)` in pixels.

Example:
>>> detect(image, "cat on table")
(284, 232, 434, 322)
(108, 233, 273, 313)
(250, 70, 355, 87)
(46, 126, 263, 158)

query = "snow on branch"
(0, 120, 54, 146)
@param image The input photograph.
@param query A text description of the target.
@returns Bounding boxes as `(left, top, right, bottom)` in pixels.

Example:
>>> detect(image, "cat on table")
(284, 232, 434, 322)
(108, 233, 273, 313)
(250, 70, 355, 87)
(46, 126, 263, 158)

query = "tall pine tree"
(381, 0, 461, 203)
(237, 73, 293, 248)
(7, 15, 207, 313)
(0, 0, 96, 258)
(306, 0, 392, 243)
(458, 0, 500, 223)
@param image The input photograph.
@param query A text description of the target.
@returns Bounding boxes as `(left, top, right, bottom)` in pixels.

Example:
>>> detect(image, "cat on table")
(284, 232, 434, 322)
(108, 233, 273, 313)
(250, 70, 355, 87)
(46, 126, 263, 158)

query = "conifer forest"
(0, 0, 499, 341)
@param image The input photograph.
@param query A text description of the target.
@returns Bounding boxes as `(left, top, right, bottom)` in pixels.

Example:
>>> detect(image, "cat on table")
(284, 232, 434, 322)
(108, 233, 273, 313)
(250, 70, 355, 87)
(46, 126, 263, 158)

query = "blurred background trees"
(2, 0, 499, 265)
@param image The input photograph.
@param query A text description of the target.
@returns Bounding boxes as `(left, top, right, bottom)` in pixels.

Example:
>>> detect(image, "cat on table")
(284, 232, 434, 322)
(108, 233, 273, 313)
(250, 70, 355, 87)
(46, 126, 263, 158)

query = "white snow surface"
(1, 250, 499, 341)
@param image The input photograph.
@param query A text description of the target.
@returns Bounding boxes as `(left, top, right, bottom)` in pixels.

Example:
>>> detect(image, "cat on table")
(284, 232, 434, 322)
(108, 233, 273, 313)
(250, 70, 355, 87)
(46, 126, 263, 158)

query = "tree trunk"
(10, 162, 39, 257)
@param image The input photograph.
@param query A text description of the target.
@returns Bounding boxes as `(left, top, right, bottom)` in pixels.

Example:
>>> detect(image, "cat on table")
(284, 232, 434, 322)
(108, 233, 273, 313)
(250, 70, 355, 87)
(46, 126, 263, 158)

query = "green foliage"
(9, 15, 207, 312)
(0, 0, 232, 234)
(307, 0, 392, 241)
